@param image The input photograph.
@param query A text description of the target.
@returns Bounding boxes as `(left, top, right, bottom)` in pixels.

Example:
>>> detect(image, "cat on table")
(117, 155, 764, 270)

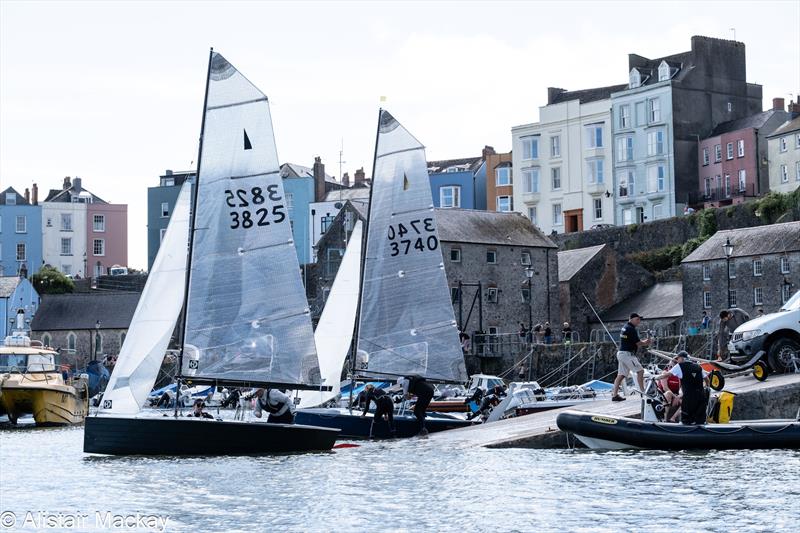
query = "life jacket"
(657, 374, 681, 394)
(678, 362, 704, 401)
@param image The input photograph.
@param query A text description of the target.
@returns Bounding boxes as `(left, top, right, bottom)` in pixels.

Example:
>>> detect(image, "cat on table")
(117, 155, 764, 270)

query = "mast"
(347, 107, 381, 411)
(174, 47, 214, 416)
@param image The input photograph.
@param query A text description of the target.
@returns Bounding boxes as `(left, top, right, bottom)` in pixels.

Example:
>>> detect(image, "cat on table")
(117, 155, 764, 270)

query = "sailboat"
(83, 50, 339, 455)
(294, 110, 473, 438)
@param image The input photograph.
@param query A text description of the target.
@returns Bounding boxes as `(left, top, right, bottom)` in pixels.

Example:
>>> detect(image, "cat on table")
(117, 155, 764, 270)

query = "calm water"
(1, 422, 799, 533)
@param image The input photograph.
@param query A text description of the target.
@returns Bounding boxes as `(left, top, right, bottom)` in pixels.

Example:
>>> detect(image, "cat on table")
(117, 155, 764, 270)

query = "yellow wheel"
(709, 370, 725, 391)
(752, 360, 769, 382)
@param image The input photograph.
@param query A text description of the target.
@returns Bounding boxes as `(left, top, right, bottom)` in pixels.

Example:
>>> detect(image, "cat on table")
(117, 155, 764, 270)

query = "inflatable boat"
(556, 410, 800, 450)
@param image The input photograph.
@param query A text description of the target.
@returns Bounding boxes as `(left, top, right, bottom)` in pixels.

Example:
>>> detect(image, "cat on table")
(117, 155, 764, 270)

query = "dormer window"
(629, 68, 641, 89)
(658, 61, 671, 82)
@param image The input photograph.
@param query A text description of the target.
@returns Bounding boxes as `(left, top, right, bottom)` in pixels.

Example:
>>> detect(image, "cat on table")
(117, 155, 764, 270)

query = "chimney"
(547, 87, 567, 105)
(63, 176, 72, 190)
(482, 145, 496, 159)
(354, 167, 366, 187)
(773, 97, 785, 111)
(789, 96, 800, 114)
(32, 183, 38, 205)
(24, 188, 30, 204)
(73, 177, 82, 193)
(313, 156, 326, 202)
(342, 172, 350, 187)
(165, 169, 173, 176)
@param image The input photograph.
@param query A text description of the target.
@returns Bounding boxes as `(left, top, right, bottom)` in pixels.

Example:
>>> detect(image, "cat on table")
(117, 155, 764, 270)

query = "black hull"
(294, 409, 472, 439)
(84, 415, 340, 455)
(556, 410, 800, 450)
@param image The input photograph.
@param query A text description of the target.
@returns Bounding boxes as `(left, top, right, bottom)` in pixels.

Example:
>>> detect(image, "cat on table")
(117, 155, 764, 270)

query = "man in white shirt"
(253, 388, 295, 424)
(656, 351, 709, 425)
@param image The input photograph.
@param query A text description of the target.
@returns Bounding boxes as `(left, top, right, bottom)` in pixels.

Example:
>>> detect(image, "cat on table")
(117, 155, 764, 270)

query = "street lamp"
(723, 237, 734, 308)
(524, 266, 535, 333)
(92, 320, 101, 362)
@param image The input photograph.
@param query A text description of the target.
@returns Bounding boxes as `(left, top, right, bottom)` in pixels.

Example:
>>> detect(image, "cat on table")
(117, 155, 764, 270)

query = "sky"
(1, 0, 798, 269)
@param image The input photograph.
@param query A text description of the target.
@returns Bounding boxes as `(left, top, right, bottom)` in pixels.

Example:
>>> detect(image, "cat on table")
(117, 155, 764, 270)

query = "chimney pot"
(354, 167, 366, 187)
(63, 176, 72, 189)
(32, 183, 38, 205)
(773, 97, 785, 111)
(166, 169, 173, 176)
(73, 177, 82, 193)
(24, 188, 30, 203)
(313, 157, 326, 201)
(342, 172, 350, 187)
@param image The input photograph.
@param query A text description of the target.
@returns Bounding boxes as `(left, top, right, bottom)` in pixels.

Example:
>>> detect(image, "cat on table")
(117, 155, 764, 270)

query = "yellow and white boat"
(0, 313, 89, 426)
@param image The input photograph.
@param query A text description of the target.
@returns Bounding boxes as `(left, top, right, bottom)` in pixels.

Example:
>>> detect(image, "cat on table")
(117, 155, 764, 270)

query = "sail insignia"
(244, 129, 252, 150)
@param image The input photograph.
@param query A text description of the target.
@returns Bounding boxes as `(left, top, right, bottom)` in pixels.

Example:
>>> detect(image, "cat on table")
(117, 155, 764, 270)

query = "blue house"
(146, 170, 195, 270)
(0, 187, 43, 278)
(0, 276, 40, 337)
(427, 156, 487, 210)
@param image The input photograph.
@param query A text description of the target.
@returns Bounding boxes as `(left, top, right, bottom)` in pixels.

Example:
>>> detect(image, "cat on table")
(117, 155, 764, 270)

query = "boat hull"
(295, 408, 472, 439)
(556, 410, 800, 450)
(83, 415, 340, 455)
(0, 374, 88, 426)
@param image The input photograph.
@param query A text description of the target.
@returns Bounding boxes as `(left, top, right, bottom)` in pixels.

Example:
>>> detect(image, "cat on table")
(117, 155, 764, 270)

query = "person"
(656, 351, 709, 425)
(220, 388, 241, 409)
(459, 331, 471, 355)
(611, 313, 651, 402)
(543, 322, 553, 344)
(360, 384, 395, 435)
(533, 323, 542, 344)
(655, 363, 682, 422)
(518, 323, 529, 346)
(469, 384, 506, 420)
(717, 308, 751, 361)
(561, 322, 572, 344)
(187, 399, 214, 419)
(400, 375, 434, 436)
(253, 388, 295, 424)
(700, 311, 710, 330)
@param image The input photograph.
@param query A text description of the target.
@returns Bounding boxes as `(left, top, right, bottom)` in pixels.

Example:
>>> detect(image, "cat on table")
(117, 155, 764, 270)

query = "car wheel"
(767, 338, 800, 373)
(752, 360, 769, 381)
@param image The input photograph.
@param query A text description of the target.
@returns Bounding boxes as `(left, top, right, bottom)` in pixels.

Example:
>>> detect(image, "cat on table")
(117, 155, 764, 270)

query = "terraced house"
(0, 186, 42, 277)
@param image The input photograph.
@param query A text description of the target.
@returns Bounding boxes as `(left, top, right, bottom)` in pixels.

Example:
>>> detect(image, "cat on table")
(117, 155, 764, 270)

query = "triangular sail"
(356, 110, 467, 383)
(99, 182, 192, 414)
(182, 52, 318, 386)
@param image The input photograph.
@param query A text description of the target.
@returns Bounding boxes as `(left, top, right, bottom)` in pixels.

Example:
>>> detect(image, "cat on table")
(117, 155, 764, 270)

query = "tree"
(32, 266, 75, 294)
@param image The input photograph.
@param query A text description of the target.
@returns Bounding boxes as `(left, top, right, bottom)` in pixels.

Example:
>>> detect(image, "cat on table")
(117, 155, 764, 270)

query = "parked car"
(589, 224, 614, 230)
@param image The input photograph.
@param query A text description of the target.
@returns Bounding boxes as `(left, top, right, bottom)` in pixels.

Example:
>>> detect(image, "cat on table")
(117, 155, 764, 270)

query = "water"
(1, 423, 799, 532)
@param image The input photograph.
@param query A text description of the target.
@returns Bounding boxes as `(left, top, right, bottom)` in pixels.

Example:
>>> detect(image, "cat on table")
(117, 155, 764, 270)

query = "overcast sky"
(2, 0, 798, 269)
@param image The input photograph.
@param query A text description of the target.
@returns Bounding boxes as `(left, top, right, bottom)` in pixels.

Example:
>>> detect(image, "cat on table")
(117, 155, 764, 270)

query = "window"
(729, 290, 737, 307)
(5, 192, 16, 205)
(93, 239, 105, 256)
(648, 98, 661, 122)
(42, 334, 51, 347)
(552, 203, 563, 226)
(647, 131, 664, 156)
(450, 287, 461, 304)
(62, 264, 71, 275)
(495, 167, 512, 186)
(162, 177, 175, 187)
(521, 287, 531, 303)
(623, 208, 632, 225)
(521, 251, 531, 265)
(653, 203, 663, 220)
(46, 217, 52, 227)
(724, 174, 731, 197)
(528, 207, 537, 225)
(487, 288, 499, 303)
(93, 214, 105, 232)
(647, 165, 665, 192)
(587, 159, 604, 184)
(449, 248, 461, 262)
(320, 215, 335, 234)
(16, 243, 26, 261)
(486, 250, 497, 264)
(522, 168, 540, 193)
(619, 105, 630, 128)
(594, 198, 603, 220)
(703, 264, 711, 281)
(496, 196, 513, 212)
(714, 144, 722, 162)
(737, 139, 744, 157)
(726, 142, 733, 160)
(738, 170, 746, 192)
(61, 213, 72, 231)
(702, 147, 709, 166)
(160, 228, 167, 242)
(616, 137, 633, 162)
(753, 259, 763, 276)
(521, 136, 539, 160)
(323, 248, 343, 278)
(635, 102, 646, 126)
(551, 136, 561, 158)
(704, 177, 712, 198)
(161, 202, 169, 217)
(15, 215, 26, 233)
(727, 102, 732, 112)
(67, 333, 76, 352)
(551, 168, 561, 190)
(586, 125, 603, 148)
(783, 284, 793, 304)
(658, 61, 670, 81)
(780, 137, 787, 152)
(796, 161, 800, 181)
(629, 68, 641, 88)
(703, 291, 712, 309)
(781, 256, 790, 274)
(780, 164, 788, 183)
(618, 171, 634, 197)
(61, 238, 72, 256)
(753, 287, 764, 306)
(440, 186, 461, 208)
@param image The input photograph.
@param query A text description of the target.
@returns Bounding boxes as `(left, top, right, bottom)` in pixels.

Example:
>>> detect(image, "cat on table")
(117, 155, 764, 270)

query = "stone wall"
(31, 328, 128, 368)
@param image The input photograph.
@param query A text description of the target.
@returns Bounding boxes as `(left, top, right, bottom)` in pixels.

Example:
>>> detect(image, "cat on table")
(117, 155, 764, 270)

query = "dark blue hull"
(295, 408, 473, 439)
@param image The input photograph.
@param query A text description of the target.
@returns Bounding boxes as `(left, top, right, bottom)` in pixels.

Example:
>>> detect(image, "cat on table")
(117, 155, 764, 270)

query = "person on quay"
(656, 351, 709, 425)
(717, 308, 751, 361)
(611, 313, 651, 402)
(187, 399, 214, 419)
(253, 388, 295, 424)
(562, 322, 572, 344)
(400, 375, 435, 436)
(543, 322, 553, 344)
(700, 311, 710, 330)
(361, 383, 395, 436)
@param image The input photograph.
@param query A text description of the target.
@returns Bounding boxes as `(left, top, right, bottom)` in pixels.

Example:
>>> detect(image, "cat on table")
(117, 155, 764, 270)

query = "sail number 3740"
(225, 186, 286, 230)
(387, 218, 439, 256)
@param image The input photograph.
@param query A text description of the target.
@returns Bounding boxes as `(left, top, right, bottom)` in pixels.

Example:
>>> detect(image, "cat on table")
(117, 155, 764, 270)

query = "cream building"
(766, 116, 800, 194)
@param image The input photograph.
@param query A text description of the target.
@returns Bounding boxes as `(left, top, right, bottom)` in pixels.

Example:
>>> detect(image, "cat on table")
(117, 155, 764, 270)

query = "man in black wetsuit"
(657, 351, 709, 425)
(360, 384, 395, 436)
(401, 375, 435, 436)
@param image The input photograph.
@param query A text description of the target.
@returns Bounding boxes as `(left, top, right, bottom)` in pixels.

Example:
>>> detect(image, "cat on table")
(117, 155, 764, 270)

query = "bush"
(698, 209, 717, 238)
(31, 266, 74, 294)
(755, 191, 793, 223)
(627, 244, 683, 272)
(626, 224, 638, 234)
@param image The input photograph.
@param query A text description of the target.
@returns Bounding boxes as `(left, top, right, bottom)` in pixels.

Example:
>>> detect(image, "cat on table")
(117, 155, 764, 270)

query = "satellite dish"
(334, 202, 343, 209)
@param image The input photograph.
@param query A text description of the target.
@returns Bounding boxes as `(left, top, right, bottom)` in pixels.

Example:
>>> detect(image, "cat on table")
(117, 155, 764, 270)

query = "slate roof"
(682, 221, 800, 263)
(710, 110, 787, 136)
(323, 187, 371, 201)
(0, 277, 21, 298)
(436, 209, 557, 248)
(598, 281, 684, 322)
(280, 162, 337, 184)
(557, 244, 607, 282)
(548, 84, 628, 105)
(427, 157, 483, 174)
(0, 187, 28, 205)
(767, 116, 800, 138)
(31, 291, 141, 331)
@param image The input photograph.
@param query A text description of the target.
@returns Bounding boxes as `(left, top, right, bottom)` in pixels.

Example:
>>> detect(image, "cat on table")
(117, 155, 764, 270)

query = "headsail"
(99, 182, 192, 414)
(182, 52, 319, 386)
(356, 110, 467, 383)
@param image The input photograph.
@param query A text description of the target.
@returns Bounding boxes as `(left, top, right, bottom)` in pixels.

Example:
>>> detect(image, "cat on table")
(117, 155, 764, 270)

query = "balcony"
(521, 192, 541, 204)
(585, 182, 607, 196)
(690, 183, 755, 208)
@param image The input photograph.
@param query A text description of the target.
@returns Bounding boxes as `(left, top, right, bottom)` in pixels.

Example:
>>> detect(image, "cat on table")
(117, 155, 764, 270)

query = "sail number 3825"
(225, 186, 286, 230)
(387, 218, 438, 256)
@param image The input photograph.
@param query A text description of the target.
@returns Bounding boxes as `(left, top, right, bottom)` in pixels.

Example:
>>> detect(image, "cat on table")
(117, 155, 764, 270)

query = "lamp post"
(525, 266, 535, 333)
(92, 320, 101, 362)
(723, 237, 734, 308)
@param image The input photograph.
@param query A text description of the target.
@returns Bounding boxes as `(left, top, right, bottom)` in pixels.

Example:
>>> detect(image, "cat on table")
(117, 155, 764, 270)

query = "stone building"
(681, 221, 800, 320)
(766, 115, 800, 194)
(594, 281, 684, 338)
(30, 291, 141, 364)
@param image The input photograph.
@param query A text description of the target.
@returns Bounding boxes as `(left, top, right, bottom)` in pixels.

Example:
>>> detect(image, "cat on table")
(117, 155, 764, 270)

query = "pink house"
(87, 202, 128, 277)
(697, 99, 795, 208)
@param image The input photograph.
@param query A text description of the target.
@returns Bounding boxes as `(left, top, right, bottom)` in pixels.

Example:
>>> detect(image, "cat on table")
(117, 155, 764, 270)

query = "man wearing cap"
(611, 313, 651, 402)
(656, 351, 709, 425)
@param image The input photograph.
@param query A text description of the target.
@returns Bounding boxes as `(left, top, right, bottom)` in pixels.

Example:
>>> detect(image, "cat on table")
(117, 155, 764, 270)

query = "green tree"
(32, 266, 75, 294)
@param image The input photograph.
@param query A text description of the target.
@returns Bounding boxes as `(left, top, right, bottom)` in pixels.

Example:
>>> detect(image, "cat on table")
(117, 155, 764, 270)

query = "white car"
(729, 290, 800, 373)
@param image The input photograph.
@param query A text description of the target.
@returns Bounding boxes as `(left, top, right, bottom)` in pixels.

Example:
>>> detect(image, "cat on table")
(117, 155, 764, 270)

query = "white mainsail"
(182, 52, 319, 386)
(298, 221, 363, 408)
(356, 110, 467, 383)
(99, 183, 192, 414)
